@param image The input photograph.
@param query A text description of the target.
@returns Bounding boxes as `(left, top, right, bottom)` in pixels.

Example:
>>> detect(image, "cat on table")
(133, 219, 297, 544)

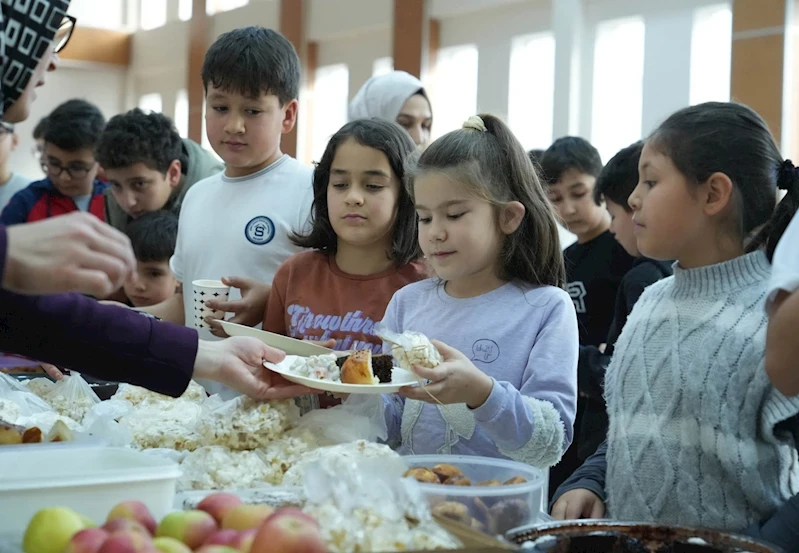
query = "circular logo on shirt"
(244, 216, 276, 245)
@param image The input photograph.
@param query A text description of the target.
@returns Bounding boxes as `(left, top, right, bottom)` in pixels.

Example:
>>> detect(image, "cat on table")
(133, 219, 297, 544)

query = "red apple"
(102, 520, 150, 538)
(106, 502, 157, 536)
(220, 505, 273, 532)
(203, 530, 239, 547)
(63, 528, 109, 553)
(155, 510, 217, 550)
(97, 530, 152, 553)
(197, 494, 242, 526)
(230, 529, 256, 553)
(250, 509, 325, 553)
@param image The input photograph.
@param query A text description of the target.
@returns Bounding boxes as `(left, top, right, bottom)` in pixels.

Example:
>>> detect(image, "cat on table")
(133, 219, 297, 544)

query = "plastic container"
(0, 447, 180, 534)
(403, 454, 546, 537)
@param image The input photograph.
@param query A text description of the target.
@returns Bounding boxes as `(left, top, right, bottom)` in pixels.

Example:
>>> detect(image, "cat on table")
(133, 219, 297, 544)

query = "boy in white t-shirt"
(766, 210, 799, 396)
(142, 28, 313, 394)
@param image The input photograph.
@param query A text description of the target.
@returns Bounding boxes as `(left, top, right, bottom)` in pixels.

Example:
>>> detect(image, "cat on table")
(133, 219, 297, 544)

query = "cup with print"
(191, 279, 231, 330)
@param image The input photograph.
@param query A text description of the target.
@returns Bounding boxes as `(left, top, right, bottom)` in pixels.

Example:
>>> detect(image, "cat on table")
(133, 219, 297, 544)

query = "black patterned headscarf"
(0, 0, 70, 115)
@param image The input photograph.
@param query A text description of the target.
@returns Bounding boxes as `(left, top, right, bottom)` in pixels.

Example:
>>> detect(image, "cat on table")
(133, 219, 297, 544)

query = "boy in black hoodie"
(575, 140, 673, 463)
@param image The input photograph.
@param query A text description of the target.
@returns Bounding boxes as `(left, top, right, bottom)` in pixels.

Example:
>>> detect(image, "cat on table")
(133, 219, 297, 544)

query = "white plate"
(263, 355, 419, 394)
(219, 321, 334, 357)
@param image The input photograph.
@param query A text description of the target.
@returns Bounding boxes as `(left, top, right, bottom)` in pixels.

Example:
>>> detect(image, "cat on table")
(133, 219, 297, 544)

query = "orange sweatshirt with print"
(263, 251, 431, 352)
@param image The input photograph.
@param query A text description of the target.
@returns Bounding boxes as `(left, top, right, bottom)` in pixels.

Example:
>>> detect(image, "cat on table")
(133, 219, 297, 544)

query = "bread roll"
(340, 350, 378, 385)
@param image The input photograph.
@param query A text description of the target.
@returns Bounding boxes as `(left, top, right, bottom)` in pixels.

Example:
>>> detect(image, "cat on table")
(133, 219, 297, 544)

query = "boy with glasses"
(0, 122, 30, 209)
(1, 99, 107, 224)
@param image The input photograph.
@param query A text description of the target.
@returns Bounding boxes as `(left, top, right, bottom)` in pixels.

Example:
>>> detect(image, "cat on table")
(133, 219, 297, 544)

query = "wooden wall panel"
(393, 0, 425, 78)
(280, 0, 305, 159)
(187, 0, 210, 144)
(59, 28, 132, 66)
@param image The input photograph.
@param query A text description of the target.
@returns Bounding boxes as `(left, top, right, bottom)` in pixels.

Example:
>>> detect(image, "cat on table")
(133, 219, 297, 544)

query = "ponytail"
(747, 159, 799, 261)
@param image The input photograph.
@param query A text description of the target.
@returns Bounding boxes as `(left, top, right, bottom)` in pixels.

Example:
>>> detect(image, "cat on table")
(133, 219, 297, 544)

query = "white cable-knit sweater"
(605, 251, 799, 531)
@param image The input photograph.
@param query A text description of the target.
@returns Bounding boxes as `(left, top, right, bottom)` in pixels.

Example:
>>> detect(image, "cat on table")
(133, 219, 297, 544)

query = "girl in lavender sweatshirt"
(380, 115, 578, 469)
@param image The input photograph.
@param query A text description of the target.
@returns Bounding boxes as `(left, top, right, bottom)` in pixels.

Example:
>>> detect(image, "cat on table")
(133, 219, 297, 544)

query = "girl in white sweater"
(552, 102, 799, 534)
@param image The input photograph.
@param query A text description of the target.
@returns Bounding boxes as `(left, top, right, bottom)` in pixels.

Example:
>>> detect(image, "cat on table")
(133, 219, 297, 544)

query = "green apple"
(23, 507, 90, 553)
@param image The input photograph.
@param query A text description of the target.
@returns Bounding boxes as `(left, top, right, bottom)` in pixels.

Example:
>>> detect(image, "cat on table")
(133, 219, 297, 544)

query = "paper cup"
(191, 279, 231, 330)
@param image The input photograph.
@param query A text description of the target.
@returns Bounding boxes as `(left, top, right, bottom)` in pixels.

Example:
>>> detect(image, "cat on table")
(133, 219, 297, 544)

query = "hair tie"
(778, 159, 796, 191)
(462, 115, 487, 132)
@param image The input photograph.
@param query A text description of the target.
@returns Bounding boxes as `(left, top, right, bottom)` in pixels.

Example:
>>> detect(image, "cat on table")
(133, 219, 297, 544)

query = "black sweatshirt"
(576, 257, 673, 459)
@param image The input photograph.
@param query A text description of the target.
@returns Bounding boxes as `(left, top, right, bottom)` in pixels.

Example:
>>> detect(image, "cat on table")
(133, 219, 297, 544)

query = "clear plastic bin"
(403, 454, 546, 537)
(0, 447, 180, 534)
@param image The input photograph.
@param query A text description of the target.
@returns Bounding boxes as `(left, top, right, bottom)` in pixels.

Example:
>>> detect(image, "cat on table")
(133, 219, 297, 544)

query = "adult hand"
(41, 363, 65, 380)
(4, 213, 136, 297)
(192, 336, 318, 400)
(205, 277, 271, 338)
(550, 489, 606, 520)
(398, 340, 494, 408)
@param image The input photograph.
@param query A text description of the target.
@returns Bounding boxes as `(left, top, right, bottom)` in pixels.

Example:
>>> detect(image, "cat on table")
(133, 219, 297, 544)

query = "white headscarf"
(348, 70, 428, 123)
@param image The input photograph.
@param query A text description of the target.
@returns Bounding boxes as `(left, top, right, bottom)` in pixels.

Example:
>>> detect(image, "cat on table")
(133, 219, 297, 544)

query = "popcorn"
(0, 399, 21, 424)
(375, 327, 442, 371)
(197, 397, 299, 451)
(282, 440, 399, 487)
(113, 380, 207, 406)
(24, 378, 55, 398)
(120, 399, 203, 451)
(177, 446, 281, 491)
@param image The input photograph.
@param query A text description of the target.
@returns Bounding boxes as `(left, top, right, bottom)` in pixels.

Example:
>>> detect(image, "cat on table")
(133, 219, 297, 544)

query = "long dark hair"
(649, 102, 799, 261)
(407, 114, 565, 288)
(292, 118, 421, 265)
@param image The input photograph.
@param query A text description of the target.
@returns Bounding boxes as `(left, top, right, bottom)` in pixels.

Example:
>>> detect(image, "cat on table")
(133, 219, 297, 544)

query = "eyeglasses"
(42, 160, 94, 180)
(53, 15, 77, 54)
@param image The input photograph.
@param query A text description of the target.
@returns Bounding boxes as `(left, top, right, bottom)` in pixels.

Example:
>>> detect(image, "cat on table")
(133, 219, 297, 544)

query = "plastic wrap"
(177, 446, 281, 491)
(301, 456, 461, 552)
(375, 324, 443, 370)
(281, 440, 401, 487)
(113, 380, 207, 406)
(196, 397, 299, 451)
(23, 378, 55, 398)
(0, 373, 54, 419)
(296, 393, 388, 444)
(119, 398, 203, 450)
(42, 373, 100, 423)
(82, 400, 134, 447)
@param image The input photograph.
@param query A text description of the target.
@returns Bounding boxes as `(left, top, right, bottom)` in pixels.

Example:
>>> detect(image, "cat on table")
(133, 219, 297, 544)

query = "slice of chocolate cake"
(336, 352, 394, 383)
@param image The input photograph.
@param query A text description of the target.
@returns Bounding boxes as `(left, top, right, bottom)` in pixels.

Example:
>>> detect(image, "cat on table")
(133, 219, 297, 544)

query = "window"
(139, 93, 163, 114)
(311, 64, 350, 162)
(690, 4, 732, 105)
(175, 90, 189, 138)
(431, 45, 478, 141)
(179, 0, 193, 21)
(140, 0, 167, 31)
(207, 0, 249, 15)
(373, 57, 394, 77)
(591, 17, 645, 163)
(66, 0, 125, 30)
(508, 33, 555, 151)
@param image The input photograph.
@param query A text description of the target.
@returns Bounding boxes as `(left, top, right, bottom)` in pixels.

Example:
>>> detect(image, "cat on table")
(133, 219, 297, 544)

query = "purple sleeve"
(380, 292, 404, 443)
(472, 292, 578, 467)
(0, 225, 198, 397)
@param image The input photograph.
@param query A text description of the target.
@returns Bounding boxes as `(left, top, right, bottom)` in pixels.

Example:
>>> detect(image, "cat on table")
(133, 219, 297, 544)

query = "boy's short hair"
(540, 136, 603, 184)
(201, 27, 300, 106)
(33, 116, 48, 140)
(125, 210, 179, 263)
(593, 141, 644, 211)
(96, 109, 185, 174)
(43, 99, 105, 152)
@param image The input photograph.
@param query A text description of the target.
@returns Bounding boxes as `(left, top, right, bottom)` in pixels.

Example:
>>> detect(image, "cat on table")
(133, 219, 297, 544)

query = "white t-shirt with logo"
(170, 155, 313, 394)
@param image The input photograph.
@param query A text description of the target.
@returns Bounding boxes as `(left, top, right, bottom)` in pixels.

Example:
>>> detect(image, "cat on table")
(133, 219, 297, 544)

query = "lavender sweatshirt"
(0, 225, 197, 396)
(381, 279, 578, 468)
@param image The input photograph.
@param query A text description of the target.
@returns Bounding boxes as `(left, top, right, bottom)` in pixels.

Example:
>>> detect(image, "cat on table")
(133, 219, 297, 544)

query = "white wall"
(9, 64, 128, 180)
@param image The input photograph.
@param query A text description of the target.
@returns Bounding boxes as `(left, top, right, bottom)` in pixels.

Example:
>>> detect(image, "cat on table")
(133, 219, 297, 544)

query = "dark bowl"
(506, 520, 783, 553)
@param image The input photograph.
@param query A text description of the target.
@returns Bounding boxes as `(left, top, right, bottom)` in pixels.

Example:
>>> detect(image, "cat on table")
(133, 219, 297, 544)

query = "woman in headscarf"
(0, 1, 311, 401)
(348, 70, 433, 147)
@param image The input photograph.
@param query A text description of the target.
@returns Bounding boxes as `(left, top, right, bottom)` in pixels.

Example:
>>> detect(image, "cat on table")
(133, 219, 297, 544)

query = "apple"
(193, 547, 239, 553)
(107, 501, 157, 535)
(250, 509, 325, 553)
(203, 530, 239, 547)
(63, 529, 109, 553)
(102, 519, 150, 538)
(96, 530, 152, 553)
(229, 529, 256, 553)
(151, 537, 191, 553)
(197, 494, 242, 525)
(155, 510, 217, 550)
(220, 505, 273, 532)
(23, 507, 91, 553)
